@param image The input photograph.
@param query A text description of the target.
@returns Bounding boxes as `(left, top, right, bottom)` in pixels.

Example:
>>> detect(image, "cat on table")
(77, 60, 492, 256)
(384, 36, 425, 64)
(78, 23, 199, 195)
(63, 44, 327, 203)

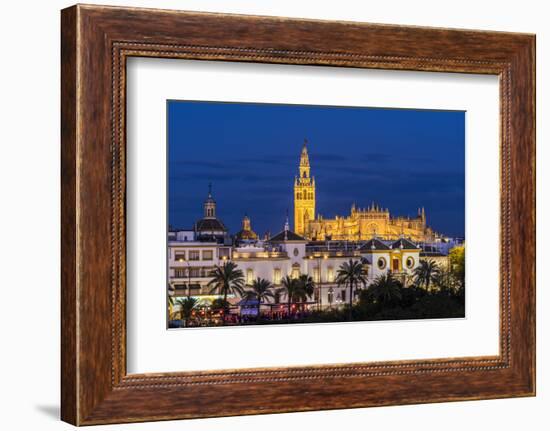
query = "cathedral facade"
(293, 141, 435, 242)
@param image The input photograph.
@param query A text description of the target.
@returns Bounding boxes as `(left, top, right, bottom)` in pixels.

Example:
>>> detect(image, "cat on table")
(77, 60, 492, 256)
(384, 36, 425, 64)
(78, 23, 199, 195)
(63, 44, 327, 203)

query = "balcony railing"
(172, 273, 214, 279)
(232, 251, 288, 259)
(305, 251, 360, 259)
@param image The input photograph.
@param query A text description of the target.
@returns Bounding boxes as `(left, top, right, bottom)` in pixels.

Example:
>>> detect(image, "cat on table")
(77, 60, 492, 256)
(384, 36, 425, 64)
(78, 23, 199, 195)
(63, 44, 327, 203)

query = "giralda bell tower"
(294, 139, 316, 237)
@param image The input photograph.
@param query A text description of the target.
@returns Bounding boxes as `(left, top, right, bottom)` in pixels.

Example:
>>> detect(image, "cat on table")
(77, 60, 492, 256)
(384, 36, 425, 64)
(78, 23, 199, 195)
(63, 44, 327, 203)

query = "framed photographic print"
(61, 4, 535, 425)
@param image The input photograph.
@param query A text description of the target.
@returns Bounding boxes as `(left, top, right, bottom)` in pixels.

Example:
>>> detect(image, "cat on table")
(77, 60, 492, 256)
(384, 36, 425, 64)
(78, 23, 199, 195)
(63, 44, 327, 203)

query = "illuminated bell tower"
(294, 139, 315, 237)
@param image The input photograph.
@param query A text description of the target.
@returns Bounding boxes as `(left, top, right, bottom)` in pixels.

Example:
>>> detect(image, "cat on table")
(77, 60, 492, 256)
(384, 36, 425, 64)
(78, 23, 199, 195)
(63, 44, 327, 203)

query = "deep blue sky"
(168, 101, 465, 238)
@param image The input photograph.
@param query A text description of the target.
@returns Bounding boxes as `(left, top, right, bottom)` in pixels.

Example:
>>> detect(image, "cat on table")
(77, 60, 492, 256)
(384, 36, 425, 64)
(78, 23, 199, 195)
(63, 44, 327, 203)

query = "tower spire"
(285, 209, 290, 232)
(300, 139, 310, 170)
(294, 139, 315, 237)
(203, 183, 216, 218)
(284, 209, 289, 241)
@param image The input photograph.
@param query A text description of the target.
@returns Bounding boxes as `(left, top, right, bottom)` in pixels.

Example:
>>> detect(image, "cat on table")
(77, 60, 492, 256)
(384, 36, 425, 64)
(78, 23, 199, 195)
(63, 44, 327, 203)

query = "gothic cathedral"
(293, 140, 436, 242)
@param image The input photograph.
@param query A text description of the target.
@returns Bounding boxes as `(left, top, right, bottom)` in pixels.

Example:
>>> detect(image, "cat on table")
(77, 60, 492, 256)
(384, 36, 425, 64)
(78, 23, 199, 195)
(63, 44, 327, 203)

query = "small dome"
(195, 218, 227, 232)
(235, 215, 258, 241)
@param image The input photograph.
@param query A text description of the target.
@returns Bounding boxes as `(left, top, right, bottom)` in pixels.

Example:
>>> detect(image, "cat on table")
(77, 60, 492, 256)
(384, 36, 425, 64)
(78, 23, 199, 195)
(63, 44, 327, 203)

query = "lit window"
(273, 268, 281, 285)
(313, 267, 320, 283)
(219, 248, 230, 259)
(202, 250, 213, 260)
(327, 266, 334, 282)
(189, 251, 200, 261)
(246, 268, 254, 285)
(175, 252, 186, 262)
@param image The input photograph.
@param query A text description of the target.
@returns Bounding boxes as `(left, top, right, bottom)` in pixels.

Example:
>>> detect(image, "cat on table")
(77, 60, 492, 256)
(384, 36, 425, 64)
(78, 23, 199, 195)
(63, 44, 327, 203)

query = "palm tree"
(207, 261, 245, 323)
(295, 274, 315, 310)
(167, 283, 176, 318)
(413, 259, 441, 291)
(175, 297, 199, 327)
(242, 277, 275, 318)
(367, 272, 402, 305)
(277, 275, 300, 316)
(335, 259, 368, 320)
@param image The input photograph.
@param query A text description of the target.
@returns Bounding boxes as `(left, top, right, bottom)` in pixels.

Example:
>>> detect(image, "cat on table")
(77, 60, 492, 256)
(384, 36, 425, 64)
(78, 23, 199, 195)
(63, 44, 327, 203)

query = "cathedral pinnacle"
(284, 209, 290, 232)
(300, 138, 310, 167)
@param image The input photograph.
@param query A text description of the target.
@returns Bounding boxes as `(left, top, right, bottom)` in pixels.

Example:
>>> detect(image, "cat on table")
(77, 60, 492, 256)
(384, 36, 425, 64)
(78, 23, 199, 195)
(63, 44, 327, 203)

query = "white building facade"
(168, 223, 422, 312)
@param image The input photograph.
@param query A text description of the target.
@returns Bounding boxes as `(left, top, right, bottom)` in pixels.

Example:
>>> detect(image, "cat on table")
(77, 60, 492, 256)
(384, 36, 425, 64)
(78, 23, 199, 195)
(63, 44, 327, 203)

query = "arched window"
(313, 267, 320, 283)
(327, 266, 334, 282)
(273, 268, 281, 285)
(246, 268, 254, 285)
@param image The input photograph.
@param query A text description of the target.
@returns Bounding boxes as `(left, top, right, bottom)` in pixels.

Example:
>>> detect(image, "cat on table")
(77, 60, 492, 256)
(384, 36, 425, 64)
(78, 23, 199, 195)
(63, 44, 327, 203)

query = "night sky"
(168, 101, 465, 238)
